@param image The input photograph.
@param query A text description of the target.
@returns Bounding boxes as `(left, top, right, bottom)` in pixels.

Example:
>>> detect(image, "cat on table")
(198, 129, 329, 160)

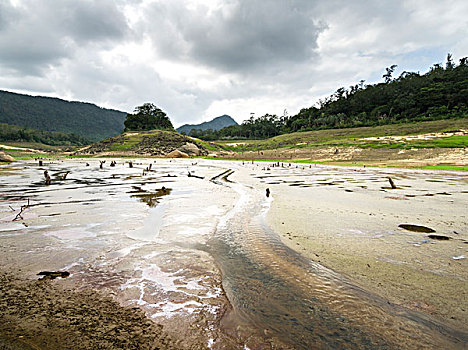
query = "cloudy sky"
(0, 0, 467, 126)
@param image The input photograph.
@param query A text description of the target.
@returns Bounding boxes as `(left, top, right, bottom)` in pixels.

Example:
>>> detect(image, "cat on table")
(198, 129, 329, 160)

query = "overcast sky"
(0, 0, 467, 127)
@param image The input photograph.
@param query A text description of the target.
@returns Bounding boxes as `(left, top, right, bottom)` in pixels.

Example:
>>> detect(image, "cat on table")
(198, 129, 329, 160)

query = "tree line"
(189, 54, 468, 141)
(0, 123, 88, 146)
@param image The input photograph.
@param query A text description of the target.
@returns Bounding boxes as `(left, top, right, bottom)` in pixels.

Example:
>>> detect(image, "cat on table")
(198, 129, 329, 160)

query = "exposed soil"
(224, 146, 468, 167)
(0, 273, 203, 350)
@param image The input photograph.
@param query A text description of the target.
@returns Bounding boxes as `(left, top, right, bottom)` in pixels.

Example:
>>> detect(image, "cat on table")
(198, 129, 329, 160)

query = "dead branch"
(388, 177, 397, 189)
(60, 171, 70, 180)
(13, 199, 30, 221)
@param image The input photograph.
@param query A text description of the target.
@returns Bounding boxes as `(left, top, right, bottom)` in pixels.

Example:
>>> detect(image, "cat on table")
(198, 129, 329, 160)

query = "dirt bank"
(0, 273, 195, 350)
(225, 147, 468, 167)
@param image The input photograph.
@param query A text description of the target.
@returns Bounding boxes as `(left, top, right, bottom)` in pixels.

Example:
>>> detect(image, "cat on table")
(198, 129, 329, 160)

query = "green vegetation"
(216, 118, 468, 152)
(203, 157, 467, 171)
(0, 123, 88, 146)
(124, 103, 174, 132)
(194, 55, 468, 141)
(0, 90, 126, 142)
(79, 129, 207, 156)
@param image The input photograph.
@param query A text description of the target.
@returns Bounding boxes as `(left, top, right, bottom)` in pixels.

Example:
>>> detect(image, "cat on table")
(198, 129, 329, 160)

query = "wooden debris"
(13, 199, 30, 221)
(44, 170, 51, 185)
(37, 271, 70, 280)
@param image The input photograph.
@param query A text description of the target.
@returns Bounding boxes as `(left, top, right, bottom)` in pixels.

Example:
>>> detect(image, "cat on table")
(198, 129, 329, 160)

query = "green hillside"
(0, 123, 88, 146)
(194, 55, 468, 140)
(216, 118, 468, 151)
(0, 90, 127, 142)
(77, 129, 209, 156)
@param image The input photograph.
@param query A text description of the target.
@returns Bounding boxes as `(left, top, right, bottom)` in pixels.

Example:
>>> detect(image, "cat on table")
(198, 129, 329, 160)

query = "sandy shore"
(264, 164, 467, 330)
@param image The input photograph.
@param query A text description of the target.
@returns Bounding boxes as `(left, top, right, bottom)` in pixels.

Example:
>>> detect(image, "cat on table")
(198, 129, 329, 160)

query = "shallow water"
(0, 159, 467, 349)
(207, 165, 467, 349)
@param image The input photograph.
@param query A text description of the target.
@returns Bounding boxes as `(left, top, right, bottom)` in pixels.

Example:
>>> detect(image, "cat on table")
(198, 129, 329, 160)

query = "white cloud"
(0, 0, 467, 127)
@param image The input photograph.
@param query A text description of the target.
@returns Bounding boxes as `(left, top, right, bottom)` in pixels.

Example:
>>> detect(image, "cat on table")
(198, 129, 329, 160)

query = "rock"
(178, 142, 201, 156)
(166, 150, 189, 158)
(398, 224, 435, 233)
(0, 151, 15, 162)
(427, 234, 451, 241)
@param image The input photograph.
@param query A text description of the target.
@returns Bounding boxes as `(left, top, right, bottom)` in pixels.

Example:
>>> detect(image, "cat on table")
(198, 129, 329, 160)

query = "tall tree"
(382, 65, 398, 83)
(124, 103, 174, 131)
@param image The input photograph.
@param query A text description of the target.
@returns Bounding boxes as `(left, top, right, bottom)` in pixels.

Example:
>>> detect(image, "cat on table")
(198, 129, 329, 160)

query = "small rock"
(0, 151, 15, 162)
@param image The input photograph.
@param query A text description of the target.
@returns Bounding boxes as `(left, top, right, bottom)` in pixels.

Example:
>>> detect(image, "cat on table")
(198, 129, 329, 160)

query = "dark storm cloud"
(54, 1, 129, 43)
(0, 0, 130, 76)
(146, 0, 325, 71)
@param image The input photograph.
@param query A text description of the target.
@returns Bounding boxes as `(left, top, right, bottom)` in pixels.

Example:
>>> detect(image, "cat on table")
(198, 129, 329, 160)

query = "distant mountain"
(177, 115, 238, 135)
(0, 90, 127, 142)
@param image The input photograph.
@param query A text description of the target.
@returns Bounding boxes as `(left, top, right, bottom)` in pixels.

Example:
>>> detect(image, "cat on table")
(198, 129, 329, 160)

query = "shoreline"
(1, 158, 467, 349)
(264, 164, 467, 331)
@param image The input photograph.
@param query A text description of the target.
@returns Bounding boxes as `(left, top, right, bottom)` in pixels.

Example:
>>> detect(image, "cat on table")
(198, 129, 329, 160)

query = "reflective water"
(207, 167, 467, 349)
(0, 159, 466, 349)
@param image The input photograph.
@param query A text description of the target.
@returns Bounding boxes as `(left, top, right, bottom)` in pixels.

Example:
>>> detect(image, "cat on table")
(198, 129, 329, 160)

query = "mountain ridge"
(176, 115, 237, 135)
(0, 90, 127, 142)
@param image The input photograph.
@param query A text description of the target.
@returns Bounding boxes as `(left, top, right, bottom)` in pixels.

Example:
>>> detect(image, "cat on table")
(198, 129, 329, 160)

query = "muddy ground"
(0, 273, 185, 350)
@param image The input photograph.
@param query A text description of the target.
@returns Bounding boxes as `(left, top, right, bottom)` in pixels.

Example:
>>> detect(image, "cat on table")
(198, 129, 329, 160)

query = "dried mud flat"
(261, 164, 468, 330)
(1, 158, 467, 349)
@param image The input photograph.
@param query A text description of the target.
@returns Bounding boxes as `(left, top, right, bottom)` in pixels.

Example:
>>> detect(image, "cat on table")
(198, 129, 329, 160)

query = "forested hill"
(176, 115, 238, 135)
(0, 90, 127, 141)
(193, 55, 468, 140)
(287, 55, 468, 132)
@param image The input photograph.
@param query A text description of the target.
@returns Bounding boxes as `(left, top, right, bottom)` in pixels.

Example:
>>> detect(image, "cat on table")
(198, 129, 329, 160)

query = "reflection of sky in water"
(0, 159, 231, 329)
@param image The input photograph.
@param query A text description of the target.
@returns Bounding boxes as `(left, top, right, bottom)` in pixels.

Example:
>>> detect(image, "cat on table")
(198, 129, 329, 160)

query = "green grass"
(215, 118, 468, 151)
(203, 157, 468, 171)
(108, 135, 141, 151)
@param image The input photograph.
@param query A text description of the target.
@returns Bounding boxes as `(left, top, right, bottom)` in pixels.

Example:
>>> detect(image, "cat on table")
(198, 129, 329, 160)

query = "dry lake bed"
(0, 158, 467, 349)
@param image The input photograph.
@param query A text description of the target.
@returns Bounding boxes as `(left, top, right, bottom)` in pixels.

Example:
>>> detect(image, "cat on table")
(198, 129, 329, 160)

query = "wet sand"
(0, 159, 238, 349)
(1, 159, 467, 349)
(262, 164, 468, 329)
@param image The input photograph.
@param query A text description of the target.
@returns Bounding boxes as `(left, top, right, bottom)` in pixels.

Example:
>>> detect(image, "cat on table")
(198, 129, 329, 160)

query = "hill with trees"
(0, 90, 127, 142)
(0, 123, 88, 146)
(176, 115, 238, 135)
(124, 103, 174, 131)
(193, 55, 468, 141)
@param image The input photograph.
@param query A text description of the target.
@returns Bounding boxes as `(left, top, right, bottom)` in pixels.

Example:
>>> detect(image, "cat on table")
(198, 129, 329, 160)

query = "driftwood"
(38, 160, 43, 166)
(129, 161, 133, 168)
(13, 199, 30, 221)
(388, 177, 397, 189)
(187, 172, 204, 179)
(37, 271, 70, 280)
(266, 188, 270, 197)
(100, 161, 105, 169)
(44, 170, 51, 185)
(60, 171, 70, 180)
